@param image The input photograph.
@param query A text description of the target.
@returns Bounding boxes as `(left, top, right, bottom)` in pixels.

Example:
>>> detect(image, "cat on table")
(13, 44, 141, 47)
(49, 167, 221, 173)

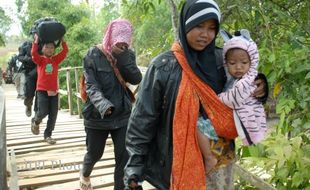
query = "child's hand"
(33, 34, 39, 43)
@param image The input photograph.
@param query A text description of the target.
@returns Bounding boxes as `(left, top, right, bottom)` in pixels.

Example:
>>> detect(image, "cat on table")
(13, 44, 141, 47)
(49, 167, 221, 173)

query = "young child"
(31, 33, 68, 145)
(197, 29, 267, 174)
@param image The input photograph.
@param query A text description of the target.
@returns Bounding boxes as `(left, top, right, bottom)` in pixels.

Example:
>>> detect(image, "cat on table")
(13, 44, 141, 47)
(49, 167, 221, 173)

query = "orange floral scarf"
(170, 42, 237, 190)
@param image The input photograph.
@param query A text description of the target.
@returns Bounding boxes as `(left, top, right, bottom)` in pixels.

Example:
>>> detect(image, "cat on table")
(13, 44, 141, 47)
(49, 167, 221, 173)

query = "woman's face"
(186, 19, 217, 51)
(226, 48, 251, 79)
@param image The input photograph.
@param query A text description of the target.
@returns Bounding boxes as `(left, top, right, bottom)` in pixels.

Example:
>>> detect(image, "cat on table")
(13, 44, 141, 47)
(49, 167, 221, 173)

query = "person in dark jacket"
(17, 40, 37, 116)
(79, 19, 142, 190)
(124, 0, 268, 189)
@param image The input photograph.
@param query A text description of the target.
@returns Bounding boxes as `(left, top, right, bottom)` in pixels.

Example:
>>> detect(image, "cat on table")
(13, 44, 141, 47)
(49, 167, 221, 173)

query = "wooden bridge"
(1, 82, 154, 189)
(0, 66, 277, 190)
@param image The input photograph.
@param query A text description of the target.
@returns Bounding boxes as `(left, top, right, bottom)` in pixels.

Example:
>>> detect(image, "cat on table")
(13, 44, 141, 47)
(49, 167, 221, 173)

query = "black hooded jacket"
(82, 46, 142, 130)
(124, 48, 226, 189)
(17, 41, 36, 73)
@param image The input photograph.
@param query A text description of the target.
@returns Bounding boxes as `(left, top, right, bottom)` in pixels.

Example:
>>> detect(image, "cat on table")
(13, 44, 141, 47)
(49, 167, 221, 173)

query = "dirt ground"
(0, 46, 18, 69)
(0, 46, 17, 56)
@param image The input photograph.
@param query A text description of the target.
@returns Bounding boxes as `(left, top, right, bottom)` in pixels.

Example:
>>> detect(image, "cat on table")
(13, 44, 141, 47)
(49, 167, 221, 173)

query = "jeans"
(33, 91, 59, 138)
(82, 127, 129, 190)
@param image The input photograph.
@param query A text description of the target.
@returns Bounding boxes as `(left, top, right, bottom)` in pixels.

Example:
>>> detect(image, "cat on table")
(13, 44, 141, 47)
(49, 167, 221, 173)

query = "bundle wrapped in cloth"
(30, 17, 66, 46)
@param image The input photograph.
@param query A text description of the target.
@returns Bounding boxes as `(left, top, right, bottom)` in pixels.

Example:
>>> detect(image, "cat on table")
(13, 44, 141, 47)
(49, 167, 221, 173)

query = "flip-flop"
(80, 172, 93, 190)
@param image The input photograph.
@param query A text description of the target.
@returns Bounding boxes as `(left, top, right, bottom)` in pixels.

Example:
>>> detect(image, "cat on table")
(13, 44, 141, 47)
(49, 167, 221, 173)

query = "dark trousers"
(24, 68, 37, 109)
(82, 127, 129, 190)
(34, 91, 59, 139)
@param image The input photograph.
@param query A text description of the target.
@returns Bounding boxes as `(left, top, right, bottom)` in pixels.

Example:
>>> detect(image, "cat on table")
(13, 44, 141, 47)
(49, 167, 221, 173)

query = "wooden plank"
(7, 132, 85, 146)
(6, 128, 84, 139)
(8, 149, 19, 190)
(8, 136, 86, 150)
(11, 141, 86, 155)
(234, 164, 276, 190)
(19, 165, 115, 188)
(8, 138, 113, 155)
(17, 158, 114, 177)
(35, 174, 115, 190)
(0, 86, 8, 190)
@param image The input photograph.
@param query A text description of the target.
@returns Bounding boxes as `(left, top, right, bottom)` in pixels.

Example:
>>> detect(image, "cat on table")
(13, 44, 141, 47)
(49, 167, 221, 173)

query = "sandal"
(80, 172, 93, 190)
(44, 137, 56, 145)
(31, 118, 40, 135)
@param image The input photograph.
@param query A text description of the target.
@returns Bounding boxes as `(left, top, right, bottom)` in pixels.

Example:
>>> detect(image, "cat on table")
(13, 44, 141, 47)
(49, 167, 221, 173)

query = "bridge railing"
(0, 86, 8, 190)
(58, 66, 83, 117)
(57, 66, 145, 118)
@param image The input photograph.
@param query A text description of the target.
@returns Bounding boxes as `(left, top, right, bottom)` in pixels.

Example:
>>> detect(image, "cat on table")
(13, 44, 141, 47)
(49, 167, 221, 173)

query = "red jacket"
(31, 42, 68, 91)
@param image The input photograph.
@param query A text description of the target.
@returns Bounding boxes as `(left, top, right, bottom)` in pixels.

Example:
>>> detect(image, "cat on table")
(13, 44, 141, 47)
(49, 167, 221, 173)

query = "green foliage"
(21, 0, 68, 35)
(239, 134, 310, 189)
(0, 8, 12, 34)
(20, 0, 95, 66)
(0, 36, 5, 47)
(65, 18, 97, 66)
(239, 132, 310, 189)
(95, 1, 120, 29)
(122, 1, 175, 66)
(0, 7, 12, 46)
(214, 1, 310, 188)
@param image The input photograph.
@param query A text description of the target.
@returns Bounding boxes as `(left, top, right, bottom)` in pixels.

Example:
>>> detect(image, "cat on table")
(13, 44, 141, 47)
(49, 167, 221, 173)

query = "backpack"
(29, 17, 66, 47)
(79, 70, 136, 103)
(37, 20, 66, 43)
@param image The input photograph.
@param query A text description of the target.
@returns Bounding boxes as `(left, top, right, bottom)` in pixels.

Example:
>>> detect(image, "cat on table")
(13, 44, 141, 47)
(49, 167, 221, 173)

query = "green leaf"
(274, 146, 284, 157)
(277, 167, 289, 181)
(268, 53, 276, 63)
(283, 145, 292, 158)
(292, 172, 304, 187)
(291, 137, 302, 149)
(305, 72, 310, 80)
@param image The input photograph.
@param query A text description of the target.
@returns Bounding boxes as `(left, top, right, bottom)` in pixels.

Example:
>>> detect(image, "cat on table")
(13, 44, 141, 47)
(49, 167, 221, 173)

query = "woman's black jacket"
(124, 48, 269, 189)
(82, 46, 142, 130)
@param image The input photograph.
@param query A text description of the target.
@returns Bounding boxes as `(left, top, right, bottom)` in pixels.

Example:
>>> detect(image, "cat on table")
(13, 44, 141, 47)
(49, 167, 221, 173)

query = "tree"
(0, 7, 12, 46)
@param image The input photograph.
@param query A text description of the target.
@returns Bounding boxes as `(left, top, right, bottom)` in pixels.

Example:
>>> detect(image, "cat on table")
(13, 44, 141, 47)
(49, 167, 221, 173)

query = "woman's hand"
(252, 78, 266, 98)
(112, 43, 128, 55)
(104, 107, 113, 116)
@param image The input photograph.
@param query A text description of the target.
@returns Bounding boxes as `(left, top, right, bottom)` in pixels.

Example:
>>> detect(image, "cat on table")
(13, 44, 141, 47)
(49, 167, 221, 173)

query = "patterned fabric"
(197, 116, 218, 140)
(170, 42, 237, 190)
(207, 138, 236, 190)
(219, 35, 267, 145)
(102, 18, 132, 55)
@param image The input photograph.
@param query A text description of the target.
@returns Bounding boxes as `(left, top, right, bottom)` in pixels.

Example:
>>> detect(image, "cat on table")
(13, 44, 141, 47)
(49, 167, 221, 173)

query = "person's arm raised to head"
(31, 34, 42, 65)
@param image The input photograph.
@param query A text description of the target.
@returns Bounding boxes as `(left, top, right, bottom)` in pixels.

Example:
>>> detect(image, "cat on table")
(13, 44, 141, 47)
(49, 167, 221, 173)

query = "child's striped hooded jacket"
(218, 31, 267, 145)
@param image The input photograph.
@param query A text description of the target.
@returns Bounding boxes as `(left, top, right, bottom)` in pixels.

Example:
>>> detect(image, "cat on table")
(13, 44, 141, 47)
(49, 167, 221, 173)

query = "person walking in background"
(30, 34, 68, 145)
(197, 29, 268, 175)
(124, 0, 268, 189)
(79, 19, 142, 190)
(17, 40, 37, 117)
(7, 54, 26, 99)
